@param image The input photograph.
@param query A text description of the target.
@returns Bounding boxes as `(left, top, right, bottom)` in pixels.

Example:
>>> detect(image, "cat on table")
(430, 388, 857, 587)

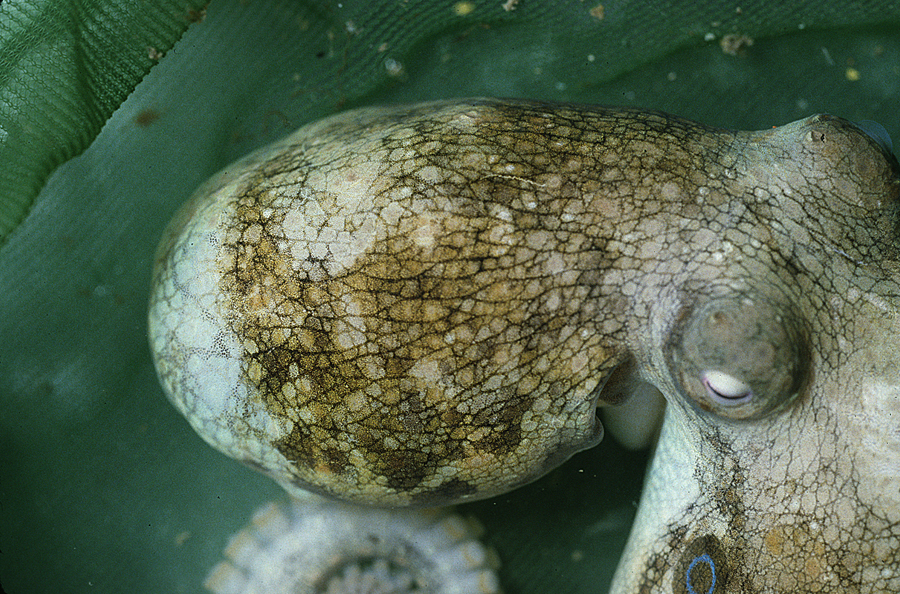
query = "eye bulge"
(666, 293, 809, 421)
(854, 119, 894, 154)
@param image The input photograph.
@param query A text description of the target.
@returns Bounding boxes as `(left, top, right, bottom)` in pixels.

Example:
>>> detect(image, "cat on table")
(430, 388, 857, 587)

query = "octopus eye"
(666, 294, 808, 420)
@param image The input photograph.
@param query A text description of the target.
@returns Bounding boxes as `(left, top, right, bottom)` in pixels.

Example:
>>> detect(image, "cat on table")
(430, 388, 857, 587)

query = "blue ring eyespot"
(673, 534, 728, 594)
(686, 553, 716, 594)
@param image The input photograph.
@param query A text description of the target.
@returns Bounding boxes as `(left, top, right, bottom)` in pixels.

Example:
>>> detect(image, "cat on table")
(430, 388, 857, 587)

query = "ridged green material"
(0, 0, 208, 242)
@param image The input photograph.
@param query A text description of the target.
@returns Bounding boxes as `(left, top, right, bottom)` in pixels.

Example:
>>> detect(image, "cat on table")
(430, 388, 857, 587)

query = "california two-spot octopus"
(148, 98, 900, 593)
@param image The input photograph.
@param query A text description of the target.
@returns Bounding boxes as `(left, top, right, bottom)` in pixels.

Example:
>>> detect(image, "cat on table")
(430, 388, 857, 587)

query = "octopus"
(147, 98, 900, 593)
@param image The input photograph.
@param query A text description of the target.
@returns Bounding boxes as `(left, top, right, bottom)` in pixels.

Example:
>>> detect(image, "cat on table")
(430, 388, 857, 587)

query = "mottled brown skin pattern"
(148, 99, 900, 592)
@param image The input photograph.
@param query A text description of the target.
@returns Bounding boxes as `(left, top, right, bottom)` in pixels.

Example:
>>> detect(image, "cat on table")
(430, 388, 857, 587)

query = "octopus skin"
(148, 98, 900, 593)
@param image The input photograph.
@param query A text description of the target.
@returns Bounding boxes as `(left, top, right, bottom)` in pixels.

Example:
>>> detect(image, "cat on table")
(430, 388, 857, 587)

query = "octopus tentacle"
(204, 492, 502, 594)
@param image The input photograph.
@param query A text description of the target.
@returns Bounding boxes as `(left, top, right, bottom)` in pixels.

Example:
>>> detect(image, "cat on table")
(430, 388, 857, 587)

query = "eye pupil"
(702, 370, 752, 403)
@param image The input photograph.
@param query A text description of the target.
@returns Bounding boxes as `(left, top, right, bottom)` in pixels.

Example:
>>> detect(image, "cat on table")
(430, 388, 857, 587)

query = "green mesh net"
(1, 1, 898, 592)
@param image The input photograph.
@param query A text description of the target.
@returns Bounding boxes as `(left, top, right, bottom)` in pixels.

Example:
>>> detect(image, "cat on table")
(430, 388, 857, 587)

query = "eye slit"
(702, 370, 752, 404)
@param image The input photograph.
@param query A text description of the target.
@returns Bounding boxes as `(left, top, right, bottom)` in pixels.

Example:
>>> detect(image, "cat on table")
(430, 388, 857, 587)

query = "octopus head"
(612, 113, 900, 593)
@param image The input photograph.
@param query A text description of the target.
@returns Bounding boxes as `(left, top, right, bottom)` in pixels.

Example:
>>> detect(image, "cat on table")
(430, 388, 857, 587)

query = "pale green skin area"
(148, 99, 900, 592)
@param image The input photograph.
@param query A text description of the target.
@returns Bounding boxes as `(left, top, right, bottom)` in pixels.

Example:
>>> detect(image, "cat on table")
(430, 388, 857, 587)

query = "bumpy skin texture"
(148, 98, 900, 591)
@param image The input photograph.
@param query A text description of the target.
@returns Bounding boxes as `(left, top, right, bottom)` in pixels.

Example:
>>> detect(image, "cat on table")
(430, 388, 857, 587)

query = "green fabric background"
(1, 1, 898, 593)
(0, 0, 210, 241)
